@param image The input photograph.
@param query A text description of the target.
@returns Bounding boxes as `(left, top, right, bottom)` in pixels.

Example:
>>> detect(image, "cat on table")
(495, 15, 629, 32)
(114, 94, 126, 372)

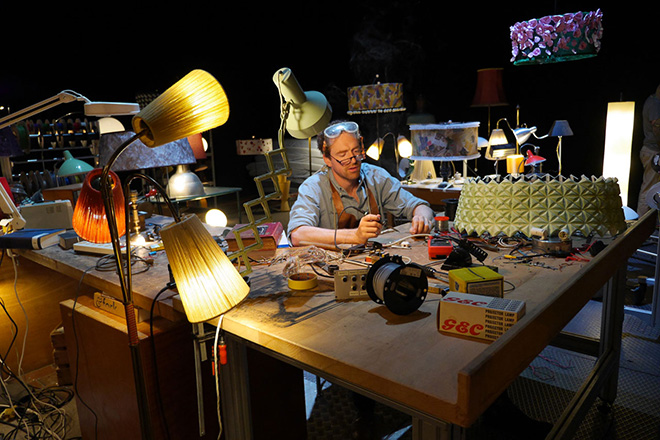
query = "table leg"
(546, 266, 626, 439)
(219, 336, 253, 440)
(236, 191, 242, 223)
(412, 418, 465, 440)
(599, 266, 626, 402)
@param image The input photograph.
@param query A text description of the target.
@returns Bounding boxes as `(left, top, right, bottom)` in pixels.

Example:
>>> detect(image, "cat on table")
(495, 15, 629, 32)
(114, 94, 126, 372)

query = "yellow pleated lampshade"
(132, 70, 230, 148)
(160, 214, 249, 323)
(72, 168, 126, 243)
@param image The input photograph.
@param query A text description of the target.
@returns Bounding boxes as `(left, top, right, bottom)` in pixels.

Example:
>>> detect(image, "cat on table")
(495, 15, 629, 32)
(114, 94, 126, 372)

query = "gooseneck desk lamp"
(72, 69, 249, 440)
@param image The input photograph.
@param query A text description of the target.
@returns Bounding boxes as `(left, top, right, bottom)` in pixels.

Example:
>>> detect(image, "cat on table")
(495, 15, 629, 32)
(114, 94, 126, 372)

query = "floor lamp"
(72, 69, 249, 440)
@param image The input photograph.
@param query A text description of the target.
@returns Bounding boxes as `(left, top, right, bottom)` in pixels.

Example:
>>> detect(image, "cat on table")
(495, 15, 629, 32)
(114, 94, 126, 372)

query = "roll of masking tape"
(288, 272, 318, 290)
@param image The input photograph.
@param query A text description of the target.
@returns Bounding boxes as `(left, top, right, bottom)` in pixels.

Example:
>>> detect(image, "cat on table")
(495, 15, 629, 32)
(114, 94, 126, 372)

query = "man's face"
(323, 132, 364, 182)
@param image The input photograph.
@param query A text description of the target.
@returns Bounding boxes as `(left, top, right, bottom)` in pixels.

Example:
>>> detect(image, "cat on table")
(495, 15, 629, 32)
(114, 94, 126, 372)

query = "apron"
(330, 183, 379, 229)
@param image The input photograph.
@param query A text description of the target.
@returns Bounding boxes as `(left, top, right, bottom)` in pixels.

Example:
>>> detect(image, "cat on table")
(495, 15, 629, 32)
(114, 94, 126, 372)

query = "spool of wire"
(366, 255, 428, 315)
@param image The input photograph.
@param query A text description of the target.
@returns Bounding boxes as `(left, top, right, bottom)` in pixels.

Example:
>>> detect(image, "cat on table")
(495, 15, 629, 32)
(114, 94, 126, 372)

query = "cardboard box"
(437, 292, 525, 342)
(447, 266, 503, 298)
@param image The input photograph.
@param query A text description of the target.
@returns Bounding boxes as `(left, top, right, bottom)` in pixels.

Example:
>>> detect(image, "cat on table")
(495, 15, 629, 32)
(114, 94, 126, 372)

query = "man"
(637, 83, 660, 215)
(288, 120, 435, 247)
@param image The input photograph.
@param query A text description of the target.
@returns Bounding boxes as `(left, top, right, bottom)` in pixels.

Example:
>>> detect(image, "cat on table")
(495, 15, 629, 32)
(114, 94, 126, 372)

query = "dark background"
(1, 1, 657, 209)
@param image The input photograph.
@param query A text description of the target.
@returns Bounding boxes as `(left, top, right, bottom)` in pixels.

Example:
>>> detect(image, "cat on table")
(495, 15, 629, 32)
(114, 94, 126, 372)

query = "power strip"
(334, 268, 369, 299)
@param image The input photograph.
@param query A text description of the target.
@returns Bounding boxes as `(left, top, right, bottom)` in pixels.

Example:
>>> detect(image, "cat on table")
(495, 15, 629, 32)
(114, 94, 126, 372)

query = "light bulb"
(206, 209, 228, 227)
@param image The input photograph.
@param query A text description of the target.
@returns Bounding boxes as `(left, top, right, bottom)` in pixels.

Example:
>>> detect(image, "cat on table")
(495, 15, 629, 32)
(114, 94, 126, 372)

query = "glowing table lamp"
(603, 102, 635, 207)
(366, 138, 384, 160)
(397, 135, 413, 158)
(72, 69, 247, 440)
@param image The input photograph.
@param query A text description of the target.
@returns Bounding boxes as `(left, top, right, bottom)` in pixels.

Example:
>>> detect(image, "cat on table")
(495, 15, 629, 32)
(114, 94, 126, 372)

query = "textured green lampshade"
(132, 70, 230, 148)
(57, 150, 94, 177)
(454, 175, 626, 238)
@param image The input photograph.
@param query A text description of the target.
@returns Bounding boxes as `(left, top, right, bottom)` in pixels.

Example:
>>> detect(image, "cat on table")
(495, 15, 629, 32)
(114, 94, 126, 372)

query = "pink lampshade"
(187, 133, 207, 159)
(72, 168, 126, 243)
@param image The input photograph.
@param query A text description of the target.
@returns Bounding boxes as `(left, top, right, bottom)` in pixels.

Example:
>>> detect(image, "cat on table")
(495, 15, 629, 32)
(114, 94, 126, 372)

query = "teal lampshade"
(58, 150, 94, 177)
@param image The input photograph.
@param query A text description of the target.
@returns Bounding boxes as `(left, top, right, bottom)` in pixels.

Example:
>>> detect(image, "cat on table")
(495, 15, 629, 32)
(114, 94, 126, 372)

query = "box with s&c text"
(437, 292, 525, 342)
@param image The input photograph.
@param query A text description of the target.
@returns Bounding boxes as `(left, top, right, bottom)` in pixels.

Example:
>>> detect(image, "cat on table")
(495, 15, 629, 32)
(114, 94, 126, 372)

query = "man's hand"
(354, 214, 382, 243)
(409, 204, 435, 234)
(409, 215, 432, 234)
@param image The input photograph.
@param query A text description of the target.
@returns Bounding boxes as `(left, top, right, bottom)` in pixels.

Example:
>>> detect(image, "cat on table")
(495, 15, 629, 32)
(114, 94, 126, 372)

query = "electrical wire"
(213, 314, 224, 440)
(8, 253, 29, 378)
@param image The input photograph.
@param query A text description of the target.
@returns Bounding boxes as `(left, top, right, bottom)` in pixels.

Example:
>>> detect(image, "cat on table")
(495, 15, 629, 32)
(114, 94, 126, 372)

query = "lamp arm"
(382, 132, 400, 163)
(120, 172, 180, 309)
(98, 129, 155, 440)
(0, 91, 89, 130)
(0, 182, 26, 231)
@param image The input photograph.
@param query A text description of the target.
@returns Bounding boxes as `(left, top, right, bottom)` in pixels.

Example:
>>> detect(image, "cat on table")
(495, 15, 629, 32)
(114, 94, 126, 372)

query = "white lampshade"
(273, 68, 332, 139)
(603, 101, 635, 207)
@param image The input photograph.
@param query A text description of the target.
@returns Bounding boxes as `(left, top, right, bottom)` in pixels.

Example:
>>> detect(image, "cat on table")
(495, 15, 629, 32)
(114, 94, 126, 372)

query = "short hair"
(317, 119, 361, 157)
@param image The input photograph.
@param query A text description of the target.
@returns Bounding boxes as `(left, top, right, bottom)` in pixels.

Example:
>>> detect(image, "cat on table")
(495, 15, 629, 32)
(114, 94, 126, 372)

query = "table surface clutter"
(14, 209, 657, 434)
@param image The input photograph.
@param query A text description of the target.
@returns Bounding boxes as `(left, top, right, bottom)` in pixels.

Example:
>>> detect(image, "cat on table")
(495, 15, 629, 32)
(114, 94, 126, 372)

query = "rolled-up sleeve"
(287, 176, 323, 236)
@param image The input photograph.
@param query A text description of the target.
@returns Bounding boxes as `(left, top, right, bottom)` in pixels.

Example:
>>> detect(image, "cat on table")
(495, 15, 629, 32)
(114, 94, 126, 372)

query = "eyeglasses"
(331, 148, 365, 166)
(323, 121, 359, 140)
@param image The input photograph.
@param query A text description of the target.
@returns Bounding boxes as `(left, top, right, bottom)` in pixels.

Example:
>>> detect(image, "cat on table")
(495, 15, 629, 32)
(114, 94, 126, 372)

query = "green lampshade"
(58, 150, 94, 177)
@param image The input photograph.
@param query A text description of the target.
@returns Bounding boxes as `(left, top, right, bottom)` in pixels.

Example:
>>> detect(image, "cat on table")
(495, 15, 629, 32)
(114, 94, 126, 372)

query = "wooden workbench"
(12, 210, 657, 439)
(214, 210, 656, 439)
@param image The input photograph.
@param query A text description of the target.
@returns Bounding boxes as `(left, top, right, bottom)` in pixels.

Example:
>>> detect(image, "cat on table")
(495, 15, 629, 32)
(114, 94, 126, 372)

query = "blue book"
(0, 228, 66, 250)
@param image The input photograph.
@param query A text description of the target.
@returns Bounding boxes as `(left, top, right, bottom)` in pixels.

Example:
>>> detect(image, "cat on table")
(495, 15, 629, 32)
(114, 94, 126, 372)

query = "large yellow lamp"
(72, 69, 246, 440)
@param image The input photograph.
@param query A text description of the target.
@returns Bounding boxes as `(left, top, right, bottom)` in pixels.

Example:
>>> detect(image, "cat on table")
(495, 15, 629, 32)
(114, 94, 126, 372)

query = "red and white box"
(437, 292, 525, 342)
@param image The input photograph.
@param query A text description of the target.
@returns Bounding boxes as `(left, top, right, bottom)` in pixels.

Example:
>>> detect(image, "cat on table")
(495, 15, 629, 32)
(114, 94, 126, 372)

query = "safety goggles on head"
(323, 121, 360, 140)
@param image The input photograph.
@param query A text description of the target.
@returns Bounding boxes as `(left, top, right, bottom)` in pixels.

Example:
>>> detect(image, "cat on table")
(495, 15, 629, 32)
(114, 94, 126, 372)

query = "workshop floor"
(4, 194, 660, 439)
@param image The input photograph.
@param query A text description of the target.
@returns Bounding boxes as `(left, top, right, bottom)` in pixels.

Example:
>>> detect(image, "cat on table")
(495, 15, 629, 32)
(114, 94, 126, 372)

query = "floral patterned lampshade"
(510, 9, 603, 65)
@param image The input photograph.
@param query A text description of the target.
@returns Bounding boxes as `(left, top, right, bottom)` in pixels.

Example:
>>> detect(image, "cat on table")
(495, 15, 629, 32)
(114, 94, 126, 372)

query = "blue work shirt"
(287, 163, 429, 236)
